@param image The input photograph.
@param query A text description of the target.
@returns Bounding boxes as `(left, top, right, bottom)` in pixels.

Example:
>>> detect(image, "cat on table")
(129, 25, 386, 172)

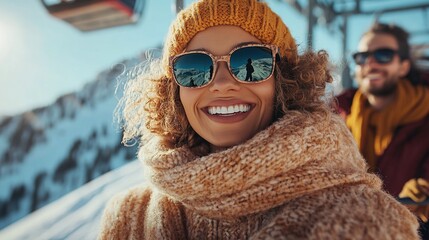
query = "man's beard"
(359, 73, 399, 97)
(367, 79, 398, 96)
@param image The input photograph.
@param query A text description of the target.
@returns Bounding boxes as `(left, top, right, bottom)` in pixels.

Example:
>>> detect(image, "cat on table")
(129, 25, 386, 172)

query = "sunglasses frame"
(352, 48, 400, 65)
(169, 43, 279, 88)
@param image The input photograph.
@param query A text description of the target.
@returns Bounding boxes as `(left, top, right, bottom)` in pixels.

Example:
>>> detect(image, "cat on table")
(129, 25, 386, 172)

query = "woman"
(98, 0, 419, 239)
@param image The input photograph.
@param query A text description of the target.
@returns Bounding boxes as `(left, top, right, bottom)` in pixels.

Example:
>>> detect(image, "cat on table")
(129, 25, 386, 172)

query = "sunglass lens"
(173, 53, 213, 87)
(374, 49, 395, 63)
(230, 46, 273, 82)
(353, 52, 368, 65)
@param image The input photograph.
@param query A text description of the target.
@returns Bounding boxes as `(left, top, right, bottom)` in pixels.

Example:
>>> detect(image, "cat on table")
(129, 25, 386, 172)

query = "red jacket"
(336, 89, 429, 196)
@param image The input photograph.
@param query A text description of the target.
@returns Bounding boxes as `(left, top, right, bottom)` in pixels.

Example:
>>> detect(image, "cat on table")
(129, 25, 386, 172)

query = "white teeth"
(207, 104, 251, 115)
(366, 73, 382, 79)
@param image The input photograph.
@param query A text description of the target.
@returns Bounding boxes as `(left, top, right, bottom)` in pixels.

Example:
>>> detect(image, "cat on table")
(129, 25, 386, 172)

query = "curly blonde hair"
(118, 50, 333, 155)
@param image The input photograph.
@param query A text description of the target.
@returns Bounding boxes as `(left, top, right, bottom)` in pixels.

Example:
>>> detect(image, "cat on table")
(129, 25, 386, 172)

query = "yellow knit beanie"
(162, 0, 297, 76)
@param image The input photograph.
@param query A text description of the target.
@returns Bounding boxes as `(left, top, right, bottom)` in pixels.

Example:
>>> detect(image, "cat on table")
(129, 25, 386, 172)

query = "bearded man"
(337, 22, 429, 237)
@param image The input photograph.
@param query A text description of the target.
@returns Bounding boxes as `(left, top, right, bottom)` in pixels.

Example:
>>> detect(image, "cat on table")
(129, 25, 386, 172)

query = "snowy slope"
(0, 160, 145, 240)
(0, 49, 161, 229)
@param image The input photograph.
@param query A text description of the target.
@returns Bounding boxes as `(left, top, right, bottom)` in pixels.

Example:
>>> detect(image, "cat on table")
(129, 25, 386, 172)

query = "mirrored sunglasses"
(352, 48, 400, 65)
(170, 44, 279, 88)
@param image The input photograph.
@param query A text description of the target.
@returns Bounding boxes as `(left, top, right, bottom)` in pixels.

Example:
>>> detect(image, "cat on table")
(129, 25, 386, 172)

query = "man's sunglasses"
(352, 48, 400, 65)
(170, 44, 279, 88)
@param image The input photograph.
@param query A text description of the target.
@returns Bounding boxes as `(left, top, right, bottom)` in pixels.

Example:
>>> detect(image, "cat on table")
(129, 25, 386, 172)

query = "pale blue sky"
(0, 0, 428, 116)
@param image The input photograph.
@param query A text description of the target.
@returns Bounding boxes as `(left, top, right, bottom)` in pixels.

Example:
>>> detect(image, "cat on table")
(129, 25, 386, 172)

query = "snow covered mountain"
(0, 160, 145, 240)
(0, 50, 158, 230)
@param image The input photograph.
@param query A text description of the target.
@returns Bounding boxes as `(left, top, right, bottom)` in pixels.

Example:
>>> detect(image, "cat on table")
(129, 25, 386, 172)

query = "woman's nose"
(208, 62, 240, 93)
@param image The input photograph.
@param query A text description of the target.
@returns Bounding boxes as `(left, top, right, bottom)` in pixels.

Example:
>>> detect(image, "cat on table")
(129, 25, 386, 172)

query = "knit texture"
(98, 111, 419, 239)
(162, 0, 297, 77)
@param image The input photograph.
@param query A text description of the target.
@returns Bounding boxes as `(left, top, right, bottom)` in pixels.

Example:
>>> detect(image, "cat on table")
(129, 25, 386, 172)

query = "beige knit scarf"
(139, 110, 381, 232)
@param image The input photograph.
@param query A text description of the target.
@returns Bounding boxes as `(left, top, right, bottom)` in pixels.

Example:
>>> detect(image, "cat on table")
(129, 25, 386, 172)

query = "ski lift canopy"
(41, 0, 144, 31)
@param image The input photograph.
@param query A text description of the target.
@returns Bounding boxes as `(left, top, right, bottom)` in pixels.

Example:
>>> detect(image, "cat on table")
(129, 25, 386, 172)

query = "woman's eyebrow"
(186, 47, 208, 52)
(186, 41, 260, 52)
(232, 41, 260, 49)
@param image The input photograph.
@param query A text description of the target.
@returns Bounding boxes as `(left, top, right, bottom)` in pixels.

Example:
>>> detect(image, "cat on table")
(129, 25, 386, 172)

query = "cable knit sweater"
(98, 111, 419, 239)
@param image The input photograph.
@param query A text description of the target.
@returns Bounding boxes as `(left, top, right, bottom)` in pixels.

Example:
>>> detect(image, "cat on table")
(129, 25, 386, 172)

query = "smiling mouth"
(364, 71, 387, 82)
(207, 104, 251, 115)
(366, 73, 382, 80)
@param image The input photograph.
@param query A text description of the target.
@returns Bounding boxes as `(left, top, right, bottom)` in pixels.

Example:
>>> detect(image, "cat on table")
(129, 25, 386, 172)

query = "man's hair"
(365, 22, 410, 60)
(364, 22, 424, 85)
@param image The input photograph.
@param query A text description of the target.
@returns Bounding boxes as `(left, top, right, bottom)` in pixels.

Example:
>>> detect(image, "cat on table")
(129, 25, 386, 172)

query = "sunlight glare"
(0, 21, 14, 60)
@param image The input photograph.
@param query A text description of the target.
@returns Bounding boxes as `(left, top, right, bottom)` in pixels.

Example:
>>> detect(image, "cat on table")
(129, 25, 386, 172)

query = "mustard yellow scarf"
(347, 80, 429, 172)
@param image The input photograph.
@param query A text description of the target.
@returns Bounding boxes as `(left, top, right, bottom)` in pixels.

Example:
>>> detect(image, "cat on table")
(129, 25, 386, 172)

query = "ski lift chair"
(41, 0, 144, 31)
